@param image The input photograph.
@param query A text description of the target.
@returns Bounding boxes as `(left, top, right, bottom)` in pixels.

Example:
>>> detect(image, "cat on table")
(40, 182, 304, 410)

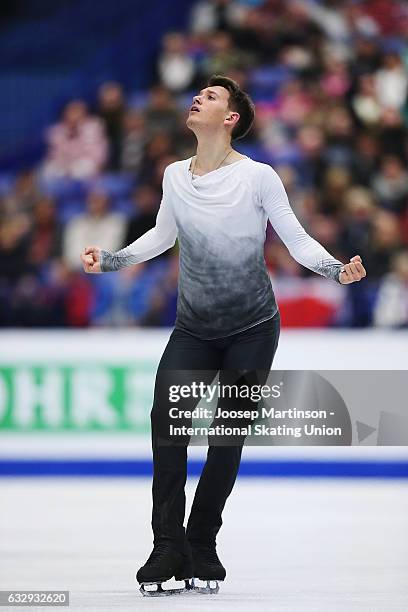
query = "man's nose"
(193, 96, 202, 106)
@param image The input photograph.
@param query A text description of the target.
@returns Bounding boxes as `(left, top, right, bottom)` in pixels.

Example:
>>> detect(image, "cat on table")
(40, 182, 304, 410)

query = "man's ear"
(225, 112, 239, 123)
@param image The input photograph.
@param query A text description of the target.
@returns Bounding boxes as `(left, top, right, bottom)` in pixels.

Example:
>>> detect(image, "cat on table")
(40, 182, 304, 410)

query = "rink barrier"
(0, 459, 408, 478)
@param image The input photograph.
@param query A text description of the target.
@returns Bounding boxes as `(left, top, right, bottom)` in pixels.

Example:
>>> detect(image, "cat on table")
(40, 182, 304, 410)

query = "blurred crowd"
(1, 0, 408, 328)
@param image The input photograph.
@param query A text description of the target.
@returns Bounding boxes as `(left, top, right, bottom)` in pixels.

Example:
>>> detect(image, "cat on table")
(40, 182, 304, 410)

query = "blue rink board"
(0, 460, 408, 478)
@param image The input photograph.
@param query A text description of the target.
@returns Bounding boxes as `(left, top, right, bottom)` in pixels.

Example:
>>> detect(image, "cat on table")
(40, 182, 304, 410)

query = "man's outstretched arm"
(260, 165, 366, 285)
(80, 168, 178, 274)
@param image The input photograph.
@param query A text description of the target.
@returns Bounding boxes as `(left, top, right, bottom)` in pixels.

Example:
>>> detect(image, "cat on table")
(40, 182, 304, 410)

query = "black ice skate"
(190, 543, 226, 594)
(136, 542, 193, 596)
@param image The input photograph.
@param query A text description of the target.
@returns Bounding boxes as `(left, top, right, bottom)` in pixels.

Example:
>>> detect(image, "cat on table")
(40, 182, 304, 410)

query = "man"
(81, 75, 366, 595)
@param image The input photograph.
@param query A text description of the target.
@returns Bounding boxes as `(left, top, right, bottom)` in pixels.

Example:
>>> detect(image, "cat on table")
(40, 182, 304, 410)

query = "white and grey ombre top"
(100, 157, 343, 339)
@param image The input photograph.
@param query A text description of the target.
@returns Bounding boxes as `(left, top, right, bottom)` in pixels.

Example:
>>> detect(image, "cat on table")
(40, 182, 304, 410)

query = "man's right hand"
(81, 245, 102, 273)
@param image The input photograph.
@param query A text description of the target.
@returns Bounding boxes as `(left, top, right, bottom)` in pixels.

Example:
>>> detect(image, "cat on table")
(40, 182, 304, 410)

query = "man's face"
(186, 86, 236, 134)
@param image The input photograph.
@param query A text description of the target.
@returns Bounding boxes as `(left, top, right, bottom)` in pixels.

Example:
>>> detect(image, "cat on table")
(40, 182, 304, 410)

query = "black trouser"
(150, 312, 281, 550)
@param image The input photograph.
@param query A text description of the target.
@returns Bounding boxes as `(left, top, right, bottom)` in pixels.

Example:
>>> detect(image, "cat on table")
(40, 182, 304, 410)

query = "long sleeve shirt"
(101, 156, 343, 339)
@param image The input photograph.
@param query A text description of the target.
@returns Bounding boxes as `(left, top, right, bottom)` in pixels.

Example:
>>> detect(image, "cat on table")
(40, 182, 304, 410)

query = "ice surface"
(0, 478, 407, 611)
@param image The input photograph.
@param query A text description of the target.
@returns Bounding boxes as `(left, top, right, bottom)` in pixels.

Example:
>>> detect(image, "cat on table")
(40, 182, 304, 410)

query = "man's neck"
(194, 133, 239, 173)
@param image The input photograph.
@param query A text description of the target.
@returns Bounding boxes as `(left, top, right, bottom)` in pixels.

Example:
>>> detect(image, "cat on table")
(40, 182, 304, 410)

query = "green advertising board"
(0, 363, 157, 432)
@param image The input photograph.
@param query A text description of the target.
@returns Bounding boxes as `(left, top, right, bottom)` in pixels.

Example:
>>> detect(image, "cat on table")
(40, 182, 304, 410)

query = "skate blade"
(140, 580, 193, 597)
(191, 578, 220, 594)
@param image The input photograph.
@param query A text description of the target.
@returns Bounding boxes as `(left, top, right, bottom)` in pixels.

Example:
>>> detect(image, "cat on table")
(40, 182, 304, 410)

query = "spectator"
(123, 184, 160, 246)
(374, 51, 408, 110)
(374, 249, 408, 327)
(351, 73, 382, 127)
(307, 213, 342, 257)
(350, 35, 382, 81)
(97, 81, 126, 171)
(151, 154, 180, 192)
(324, 105, 355, 167)
(294, 0, 351, 57)
(42, 100, 108, 179)
(371, 155, 408, 213)
(274, 164, 303, 217)
(275, 79, 316, 128)
(157, 32, 196, 93)
(378, 107, 407, 161)
(190, 0, 245, 35)
(137, 133, 173, 185)
(28, 196, 62, 269)
(296, 124, 328, 188)
(366, 209, 402, 278)
(351, 131, 380, 186)
(339, 186, 377, 261)
(229, 8, 267, 60)
(143, 85, 181, 138)
(140, 254, 180, 326)
(321, 55, 350, 100)
(7, 275, 49, 327)
(0, 215, 31, 284)
(200, 30, 254, 78)
(121, 109, 148, 175)
(2, 170, 40, 216)
(320, 165, 352, 216)
(62, 190, 125, 270)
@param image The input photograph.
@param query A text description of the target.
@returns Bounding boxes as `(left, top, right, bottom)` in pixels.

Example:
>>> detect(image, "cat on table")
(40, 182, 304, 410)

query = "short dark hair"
(207, 74, 255, 141)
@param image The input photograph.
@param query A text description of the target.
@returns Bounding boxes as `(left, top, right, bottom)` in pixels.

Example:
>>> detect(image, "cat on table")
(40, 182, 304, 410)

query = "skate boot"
(136, 541, 193, 596)
(174, 540, 193, 582)
(190, 542, 226, 594)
